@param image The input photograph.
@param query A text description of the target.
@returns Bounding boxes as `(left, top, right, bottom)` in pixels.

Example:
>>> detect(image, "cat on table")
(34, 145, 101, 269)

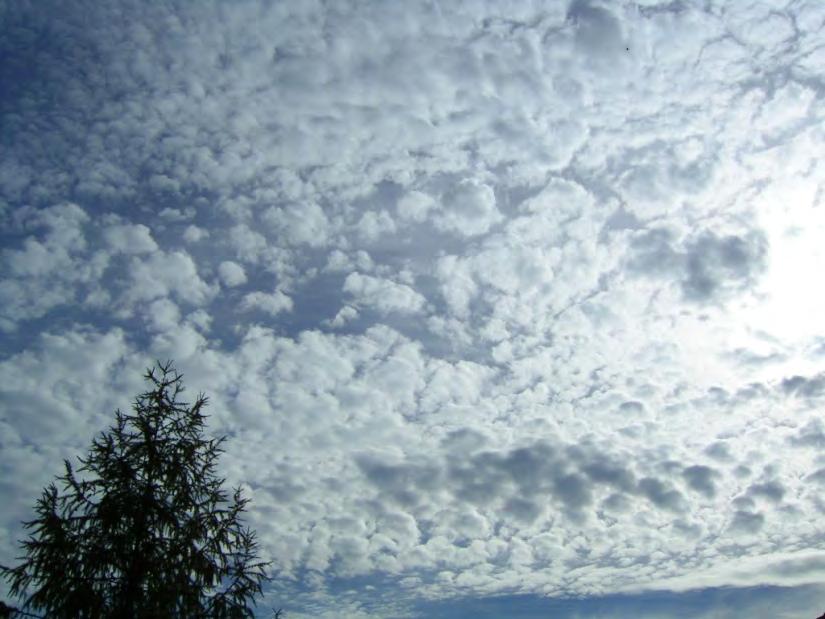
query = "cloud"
(0, 203, 105, 330)
(146, 298, 181, 333)
(326, 305, 359, 328)
(183, 225, 210, 243)
(682, 465, 718, 499)
(781, 372, 825, 399)
(125, 250, 213, 307)
(343, 273, 426, 315)
(433, 179, 502, 237)
(568, 1, 626, 62)
(240, 290, 294, 316)
(396, 191, 437, 223)
(262, 202, 331, 247)
(747, 480, 785, 504)
(682, 231, 768, 302)
(102, 223, 158, 254)
(637, 477, 686, 513)
(218, 260, 248, 287)
(789, 419, 825, 449)
(3, 0, 825, 616)
(806, 468, 825, 486)
(358, 437, 697, 525)
(627, 227, 768, 303)
(632, 550, 825, 594)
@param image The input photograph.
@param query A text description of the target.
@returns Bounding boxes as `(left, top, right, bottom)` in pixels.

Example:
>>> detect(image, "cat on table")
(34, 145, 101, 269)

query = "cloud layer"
(2, 0, 825, 616)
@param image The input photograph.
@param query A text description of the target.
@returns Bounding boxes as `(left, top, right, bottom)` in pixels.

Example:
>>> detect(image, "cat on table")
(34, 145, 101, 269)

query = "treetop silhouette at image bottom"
(1, 361, 280, 618)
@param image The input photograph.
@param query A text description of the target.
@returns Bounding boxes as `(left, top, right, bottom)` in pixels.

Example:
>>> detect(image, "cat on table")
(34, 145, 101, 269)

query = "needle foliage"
(1, 362, 276, 618)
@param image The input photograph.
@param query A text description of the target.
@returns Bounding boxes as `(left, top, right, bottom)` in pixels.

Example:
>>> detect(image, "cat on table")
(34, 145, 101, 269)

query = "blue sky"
(2, 0, 825, 617)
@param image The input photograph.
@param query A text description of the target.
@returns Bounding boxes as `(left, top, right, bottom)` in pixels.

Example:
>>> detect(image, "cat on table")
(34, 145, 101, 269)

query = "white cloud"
(0, 203, 108, 330)
(102, 223, 158, 254)
(435, 255, 478, 318)
(146, 298, 181, 332)
(433, 179, 502, 237)
(126, 250, 213, 306)
(396, 191, 436, 223)
(183, 224, 210, 243)
(240, 290, 294, 316)
(327, 305, 358, 328)
(227, 224, 269, 264)
(324, 249, 374, 273)
(5, 206, 88, 275)
(218, 260, 248, 287)
(262, 201, 331, 247)
(357, 210, 397, 242)
(343, 273, 426, 315)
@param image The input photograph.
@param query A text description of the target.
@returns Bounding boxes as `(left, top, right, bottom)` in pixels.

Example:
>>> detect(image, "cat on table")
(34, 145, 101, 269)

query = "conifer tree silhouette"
(1, 362, 279, 618)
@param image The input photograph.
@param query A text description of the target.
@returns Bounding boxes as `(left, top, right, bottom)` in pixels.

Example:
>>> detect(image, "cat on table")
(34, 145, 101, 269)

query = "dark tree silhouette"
(1, 361, 278, 618)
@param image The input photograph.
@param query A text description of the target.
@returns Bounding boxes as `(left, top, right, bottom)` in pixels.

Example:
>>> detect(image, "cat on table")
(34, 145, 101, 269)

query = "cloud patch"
(628, 227, 768, 302)
(240, 290, 294, 316)
(343, 273, 427, 315)
(433, 180, 502, 237)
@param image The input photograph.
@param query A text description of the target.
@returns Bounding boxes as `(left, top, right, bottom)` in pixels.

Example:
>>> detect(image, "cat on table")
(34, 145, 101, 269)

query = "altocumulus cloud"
(3, 0, 825, 617)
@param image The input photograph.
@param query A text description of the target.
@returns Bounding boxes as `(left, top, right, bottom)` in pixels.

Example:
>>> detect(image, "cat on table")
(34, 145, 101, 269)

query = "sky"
(1, 0, 825, 617)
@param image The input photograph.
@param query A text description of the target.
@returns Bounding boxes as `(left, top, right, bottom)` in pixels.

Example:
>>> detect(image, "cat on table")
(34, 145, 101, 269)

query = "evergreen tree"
(1, 361, 278, 618)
